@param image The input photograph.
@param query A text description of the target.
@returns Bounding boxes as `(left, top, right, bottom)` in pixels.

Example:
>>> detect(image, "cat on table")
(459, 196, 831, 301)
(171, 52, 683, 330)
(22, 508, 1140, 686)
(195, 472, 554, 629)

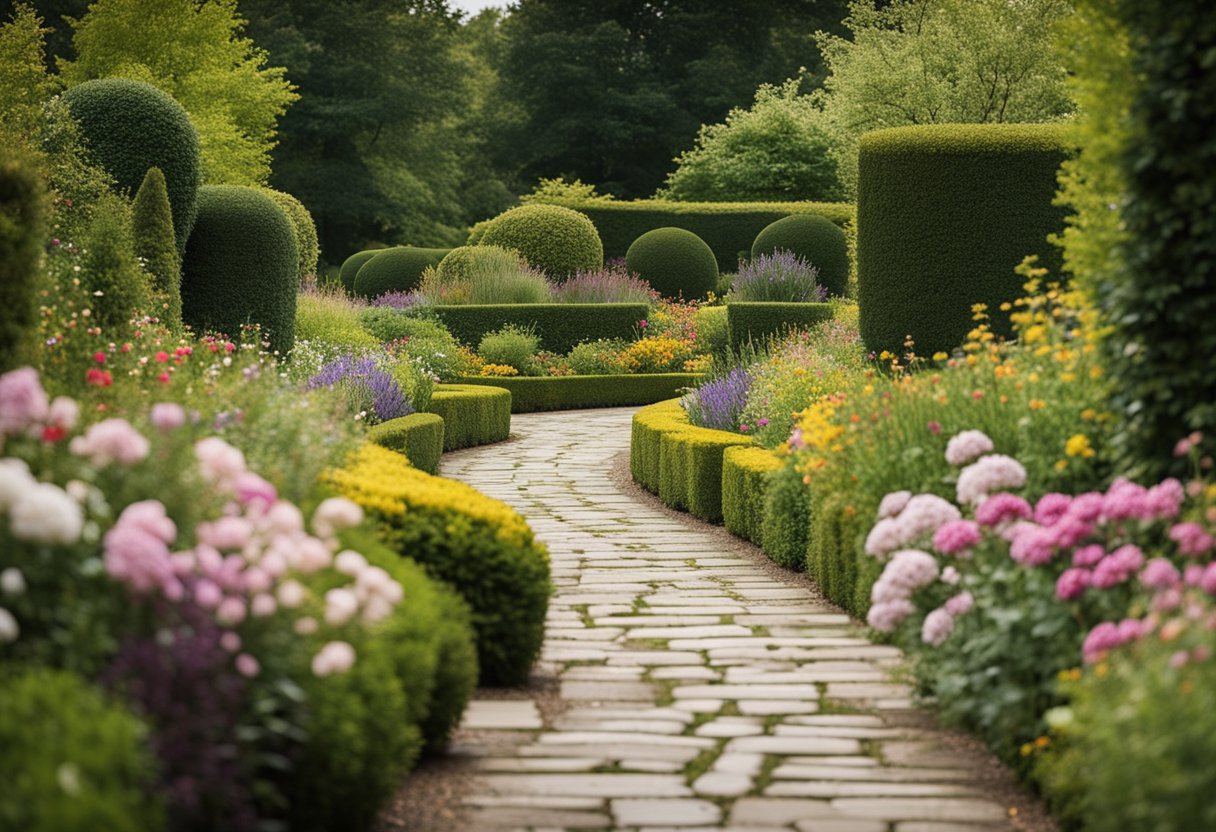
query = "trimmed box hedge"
(857, 124, 1070, 357)
(722, 445, 783, 547)
(531, 198, 853, 272)
(425, 384, 511, 451)
(454, 374, 701, 413)
(431, 304, 648, 354)
(726, 302, 835, 350)
(366, 413, 445, 474)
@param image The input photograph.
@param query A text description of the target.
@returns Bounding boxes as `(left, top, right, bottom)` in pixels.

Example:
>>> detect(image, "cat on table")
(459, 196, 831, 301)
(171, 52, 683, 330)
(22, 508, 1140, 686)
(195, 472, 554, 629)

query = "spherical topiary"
(338, 250, 380, 294)
(263, 189, 320, 284)
(625, 227, 719, 300)
(352, 247, 450, 299)
(479, 204, 603, 279)
(436, 244, 515, 282)
(63, 78, 200, 256)
(751, 214, 849, 297)
(181, 185, 299, 355)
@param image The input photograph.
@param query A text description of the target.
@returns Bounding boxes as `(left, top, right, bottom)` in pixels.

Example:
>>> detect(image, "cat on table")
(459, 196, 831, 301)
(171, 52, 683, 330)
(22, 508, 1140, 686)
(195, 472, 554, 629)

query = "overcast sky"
(450, 0, 508, 16)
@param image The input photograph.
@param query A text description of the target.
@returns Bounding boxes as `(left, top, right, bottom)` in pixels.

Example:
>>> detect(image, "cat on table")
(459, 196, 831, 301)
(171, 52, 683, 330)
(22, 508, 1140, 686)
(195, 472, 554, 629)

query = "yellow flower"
(1029, 399, 1046, 410)
(932, 351, 949, 362)
(1081, 408, 1098, 421)
(1055, 459, 1069, 472)
(1065, 433, 1095, 458)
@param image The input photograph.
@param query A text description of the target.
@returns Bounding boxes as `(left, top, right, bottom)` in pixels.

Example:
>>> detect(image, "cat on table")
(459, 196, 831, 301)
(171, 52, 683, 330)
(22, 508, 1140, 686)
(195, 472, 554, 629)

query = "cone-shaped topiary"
(131, 167, 181, 331)
(479, 204, 602, 279)
(79, 193, 151, 332)
(181, 185, 299, 355)
(625, 227, 719, 300)
(263, 189, 319, 285)
(338, 249, 380, 294)
(751, 214, 849, 297)
(63, 78, 200, 257)
(0, 150, 48, 372)
(353, 247, 449, 299)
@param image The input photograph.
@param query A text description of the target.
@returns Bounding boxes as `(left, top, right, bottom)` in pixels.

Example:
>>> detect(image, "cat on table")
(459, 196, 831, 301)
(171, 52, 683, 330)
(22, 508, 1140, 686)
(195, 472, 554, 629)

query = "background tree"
(0, 4, 57, 142)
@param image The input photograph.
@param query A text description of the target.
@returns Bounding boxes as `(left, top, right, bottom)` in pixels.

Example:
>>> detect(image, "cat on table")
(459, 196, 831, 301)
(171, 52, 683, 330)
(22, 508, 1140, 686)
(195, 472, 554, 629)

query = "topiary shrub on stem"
(131, 167, 181, 330)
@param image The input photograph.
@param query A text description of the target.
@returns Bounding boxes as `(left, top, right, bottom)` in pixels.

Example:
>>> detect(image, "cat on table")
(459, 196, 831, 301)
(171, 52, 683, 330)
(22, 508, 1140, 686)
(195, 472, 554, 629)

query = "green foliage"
(293, 290, 379, 352)
(437, 244, 511, 282)
(0, 667, 164, 832)
(694, 306, 729, 357)
(660, 78, 845, 203)
(626, 227, 719, 300)
(458, 373, 701, 414)
(531, 195, 853, 272)
(63, 78, 201, 255)
(760, 462, 812, 570)
(566, 339, 628, 376)
(815, 0, 1075, 193)
(338, 250, 379, 294)
(78, 193, 151, 331)
(180, 184, 299, 355)
(263, 189, 320, 283)
(0, 4, 57, 142)
(726, 303, 835, 352)
(751, 214, 849, 297)
(130, 167, 181, 330)
(37, 96, 117, 245)
(856, 124, 1069, 357)
(519, 176, 611, 205)
(0, 148, 48, 372)
(479, 203, 603, 280)
(422, 247, 554, 305)
(424, 383, 512, 451)
(366, 412, 445, 475)
(721, 444, 782, 547)
(352, 247, 449, 299)
(478, 324, 540, 374)
(431, 303, 649, 355)
(62, 0, 298, 187)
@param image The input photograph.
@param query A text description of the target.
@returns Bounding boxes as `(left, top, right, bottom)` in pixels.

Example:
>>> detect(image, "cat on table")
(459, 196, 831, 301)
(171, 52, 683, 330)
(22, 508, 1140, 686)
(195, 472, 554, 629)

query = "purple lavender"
(684, 366, 752, 431)
(555, 264, 660, 304)
(308, 354, 413, 423)
(731, 250, 827, 303)
(373, 289, 425, 309)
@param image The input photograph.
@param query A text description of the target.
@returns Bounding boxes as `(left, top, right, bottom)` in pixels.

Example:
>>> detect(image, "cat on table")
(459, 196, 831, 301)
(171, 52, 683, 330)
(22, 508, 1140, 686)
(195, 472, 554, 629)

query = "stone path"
(437, 408, 1041, 832)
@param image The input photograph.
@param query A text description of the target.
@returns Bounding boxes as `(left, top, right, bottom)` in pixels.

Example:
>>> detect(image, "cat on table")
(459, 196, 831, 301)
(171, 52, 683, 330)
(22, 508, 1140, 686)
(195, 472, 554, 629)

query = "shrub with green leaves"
(338, 250, 380, 294)
(479, 203, 603, 279)
(566, 338, 628, 375)
(79, 193, 151, 331)
(625, 227, 719, 300)
(131, 167, 182, 330)
(63, 77, 200, 255)
(0, 667, 164, 832)
(294, 290, 379, 354)
(693, 306, 729, 357)
(0, 148, 47, 372)
(181, 184, 299, 355)
(263, 189, 320, 284)
(353, 247, 449, 299)
(421, 247, 554, 305)
(436, 244, 514, 282)
(751, 214, 849, 297)
(479, 324, 541, 375)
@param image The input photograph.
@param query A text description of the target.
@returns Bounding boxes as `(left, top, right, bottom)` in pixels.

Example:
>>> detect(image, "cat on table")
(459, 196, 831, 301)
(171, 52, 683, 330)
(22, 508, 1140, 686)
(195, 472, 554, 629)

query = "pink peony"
(312, 641, 357, 676)
(1146, 479, 1185, 519)
(944, 591, 974, 616)
(1064, 492, 1105, 523)
(941, 565, 961, 585)
(877, 490, 913, 520)
(312, 497, 364, 538)
(932, 520, 982, 556)
(1072, 544, 1106, 567)
(220, 631, 241, 652)
(864, 517, 903, 559)
(294, 537, 333, 574)
(217, 596, 247, 625)
(1169, 522, 1215, 557)
(896, 494, 962, 543)
(194, 579, 223, 609)
(1009, 524, 1056, 566)
(921, 607, 955, 646)
(882, 549, 940, 591)
(1092, 545, 1145, 589)
(1139, 558, 1181, 590)
(1055, 568, 1092, 600)
(976, 493, 1033, 528)
(0, 368, 49, 436)
(250, 593, 277, 618)
(1184, 564, 1205, 586)
(116, 501, 176, 544)
(324, 588, 359, 626)
(196, 516, 253, 551)
(1082, 622, 1122, 662)
(1101, 479, 1152, 521)
(1049, 517, 1094, 550)
(294, 616, 318, 635)
(70, 419, 150, 466)
(234, 472, 277, 508)
(103, 523, 175, 593)
(277, 579, 308, 609)
(866, 599, 915, 632)
(242, 567, 271, 594)
(263, 502, 304, 536)
(1199, 563, 1216, 595)
(335, 550, 369, 576)
(149, 403, 186, 432)
(944, 430, 994, 466)
(956, 455, 1027, 505)
(235, 653, 260, 678)
(195, 437, 247, 488)
(1033, 493, 1072, 527)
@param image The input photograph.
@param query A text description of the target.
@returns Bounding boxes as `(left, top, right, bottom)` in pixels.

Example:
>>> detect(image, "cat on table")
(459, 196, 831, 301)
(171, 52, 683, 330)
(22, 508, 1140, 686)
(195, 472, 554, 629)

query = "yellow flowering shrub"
(479, 363, 518, 377)
(621, 335, 693, 373)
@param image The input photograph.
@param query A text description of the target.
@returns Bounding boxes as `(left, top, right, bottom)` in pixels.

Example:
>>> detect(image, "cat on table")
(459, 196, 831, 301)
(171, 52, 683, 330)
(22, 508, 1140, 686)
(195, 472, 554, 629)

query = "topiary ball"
(479, 204, 602, 279)
(338, 250, 380, 294)
(751, 214, 849, 297)
(64, 78, 200, 257)
(181, 185, 299, 355)
(625, 227, 719, 300)
(263, 189, 320, 283)
(353, 247, 449, 299)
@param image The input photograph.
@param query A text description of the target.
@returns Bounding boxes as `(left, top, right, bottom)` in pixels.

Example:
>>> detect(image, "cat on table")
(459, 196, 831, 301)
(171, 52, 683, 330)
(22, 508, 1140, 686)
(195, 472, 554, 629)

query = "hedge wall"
(425, 384, 511, 451)
(529, 198, 854, 272)
(721, 445, 782, 546)
(353, 247, 450, 299)
(455, 374, 701, 413)
(366, 413, 445, 474)
(726, 302, 835, 350)
(431, 303, 648, 354)
(856, 124, 1070, 357)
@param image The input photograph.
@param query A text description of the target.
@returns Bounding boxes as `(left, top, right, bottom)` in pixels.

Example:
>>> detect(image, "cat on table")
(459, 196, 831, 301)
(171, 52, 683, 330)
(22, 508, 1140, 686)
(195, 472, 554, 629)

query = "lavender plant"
(729, 249, 827, 303)
(555, 265, 659, 304)
(307, 354, 412, 423)
(683, 366, 753, 431)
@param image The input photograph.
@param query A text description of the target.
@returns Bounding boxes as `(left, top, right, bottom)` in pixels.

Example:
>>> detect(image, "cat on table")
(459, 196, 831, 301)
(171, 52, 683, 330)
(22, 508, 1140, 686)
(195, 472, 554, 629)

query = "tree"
(815, 0, 1075, 192)
(60, 0, 297, 186)
(0, 3, 56, 143)
(131, 167, 181, 330)
(658, 78, 846, 202)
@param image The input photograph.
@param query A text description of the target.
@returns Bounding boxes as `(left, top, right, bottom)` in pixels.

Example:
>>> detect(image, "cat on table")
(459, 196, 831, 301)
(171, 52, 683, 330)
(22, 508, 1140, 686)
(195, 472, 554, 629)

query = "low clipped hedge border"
(425, 384, 511, 451)
(722, 445, 783, 547)
(530, 198, 853, 272)
(726, 302, 835, 350)
(366, 413, 445, 474)
(431, 304, 648, 354)
(454, 374, 701, 413)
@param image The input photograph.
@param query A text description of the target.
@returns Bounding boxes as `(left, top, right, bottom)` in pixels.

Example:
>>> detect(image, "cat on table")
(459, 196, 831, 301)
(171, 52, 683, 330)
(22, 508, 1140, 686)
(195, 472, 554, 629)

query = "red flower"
(157, 372, 171, 384)
(86, 368, 113, 387)
(93, 351, 107, 364)
(41, 425, 66, 443)
(155, 351, 170, 363)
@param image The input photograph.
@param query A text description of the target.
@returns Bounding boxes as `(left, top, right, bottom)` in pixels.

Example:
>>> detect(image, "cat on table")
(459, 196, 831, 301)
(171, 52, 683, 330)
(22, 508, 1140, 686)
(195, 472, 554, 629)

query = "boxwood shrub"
(626, 227, 718, 300)
(338, 250, 379, 293)
(479, 204, 603, 279)
(263, 189, 320, 283)
(721, 445, 782, 547)
(431, 303, 648, 354)
(326, 444, 550, 686)
(751, 214, 850, 298)
(455, 373, 701, 413)
(856, 124, 1069, 357)
(425, 383, 512, 451)
(760, 462, 812, 571)
(353, 247, 450, 299)
(726, 302, 835, 351)
(366, 412, 445, 474)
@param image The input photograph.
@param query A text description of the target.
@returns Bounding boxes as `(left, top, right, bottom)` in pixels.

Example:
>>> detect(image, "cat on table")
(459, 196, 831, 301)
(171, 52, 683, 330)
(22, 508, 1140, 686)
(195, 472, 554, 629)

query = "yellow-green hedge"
(366, 413, 445, 474)
(425, 384, 511, 451)
(722, 445, 783, 546)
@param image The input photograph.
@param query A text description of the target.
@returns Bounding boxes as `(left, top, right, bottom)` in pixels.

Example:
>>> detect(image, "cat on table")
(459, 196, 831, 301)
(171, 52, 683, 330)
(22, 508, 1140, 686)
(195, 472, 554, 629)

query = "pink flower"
(1169, 650, 1190, 669)
(976, 493, 1032, 528)
(1082, 622, 1122, 662)
(0, 368, 49, 436)
(195, 437, 247, 488)
(882, 549, 940, 591)
(295, 537, 333, 574)
(1056, 568, 1092, 600)
(235, 653, 260, 678)
(220, 631, 241, 652)
(945, 430, 994, 466)
(1199, 563, 1216, 595)
(941, 566, 961, 585)
(1184, 564, 1205, 586)
(194, 579, 223, 609)
(896, 494, 962, 543)
(103, 523, 175, 594)
(277, 579, 307, 608)
(324, 588, 359, 626)
(250, 593, 277, 617)
(878, 490, 912, 520)
(1146, 479, 1185, 519)
(116, 500, 176, 544)
(70, 419, 150, 466)
(149, 403, 186, 432)
(312, 497, 363, 538)
(1101, 479, 1151, 521)
(312, 641, 356, 676)
(932, 520, 982, 556)
(864, 517, 902, 559)
(921, 608, 955, 646)
(944, 591, 974, 616)
(294, 616, 318, 635)
(927, 420, 942, 436)
(1092, 545, 1145, 589)
(217, 596, 247, 625)
(335, 550, 369, 576)
(1169, 522, 1215, 557)
(47, 397, 79, 431)
(1140, 558, 1181, 590)
(263, 502, 304, 536)
(1033, 493, 1072, 526)
(1049, 518, 1094, 550)
(1009, 524, 1056, 566)
(866, 599, 915, 632)
(956, 455, 1027, 505)
(1072, 544, 1106, 567)
(235, 472, 277, 507)
(1064, 492, 1104, 523)
(196, 517, 253, 551)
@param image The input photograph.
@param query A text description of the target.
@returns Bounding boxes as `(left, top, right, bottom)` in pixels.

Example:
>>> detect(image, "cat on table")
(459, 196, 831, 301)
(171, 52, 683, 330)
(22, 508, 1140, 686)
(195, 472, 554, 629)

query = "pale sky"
(450, 0, 508, 16)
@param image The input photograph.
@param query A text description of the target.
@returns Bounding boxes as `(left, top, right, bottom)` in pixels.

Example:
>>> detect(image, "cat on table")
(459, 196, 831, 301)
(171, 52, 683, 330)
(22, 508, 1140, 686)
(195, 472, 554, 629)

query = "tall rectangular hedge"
(431, 304, 648, 353)
(532, 198, 854, 272)
(455, 374, 701, 413)
(726, 302, 835, 350)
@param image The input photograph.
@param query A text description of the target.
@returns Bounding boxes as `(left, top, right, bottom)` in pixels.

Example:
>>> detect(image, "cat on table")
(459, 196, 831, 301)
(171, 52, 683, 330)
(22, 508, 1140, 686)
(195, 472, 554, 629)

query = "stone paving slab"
(437, 409, 1037, 831)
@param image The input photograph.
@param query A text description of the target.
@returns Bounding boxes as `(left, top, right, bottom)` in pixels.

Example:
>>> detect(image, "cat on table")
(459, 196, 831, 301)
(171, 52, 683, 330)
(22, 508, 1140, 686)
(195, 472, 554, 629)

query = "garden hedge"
(326, 444, 550, 686)
(425, 384, 512, 451)
(751, 214, 850, 297)
(529, 197, 854, 272)
(263, 189, 320, 283)
(366, 412, 445, 474)
(455, 373, 701, 413)
(726, 302, 835, 350)
(626, 227, 719, 300)
(353, 247, 450, 299)
(181, 185, 299, 355)
(856, 124, 1070, 357)
(721, 445, 782, 547)
(478, 203, 603, 279)
(430, 303, 648, 354)
(64, 78, 200, 256)
(761, 463, 813, 571)
(0, 150, 47, 372)
(338, 250, 380, 293)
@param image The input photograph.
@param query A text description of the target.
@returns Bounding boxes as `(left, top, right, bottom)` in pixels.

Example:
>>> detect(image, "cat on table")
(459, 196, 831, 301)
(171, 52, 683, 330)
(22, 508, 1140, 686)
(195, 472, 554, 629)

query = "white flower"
(312, 497, 363, 538)
(0, 607, 18, 642)
(0, 459, 34, 512)
(324, 587, 359, 626)
(0, 568, 26, 596)
(10, 483, 84, 544)
(312, 641, 356, 676)
(334, 550, 368, 576)
(277, 579, 308, 609)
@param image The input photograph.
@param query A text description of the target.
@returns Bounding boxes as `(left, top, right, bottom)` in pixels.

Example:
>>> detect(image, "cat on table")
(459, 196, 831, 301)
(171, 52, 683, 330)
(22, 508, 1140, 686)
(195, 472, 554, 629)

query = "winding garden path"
(430, 408, 1047, 832)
